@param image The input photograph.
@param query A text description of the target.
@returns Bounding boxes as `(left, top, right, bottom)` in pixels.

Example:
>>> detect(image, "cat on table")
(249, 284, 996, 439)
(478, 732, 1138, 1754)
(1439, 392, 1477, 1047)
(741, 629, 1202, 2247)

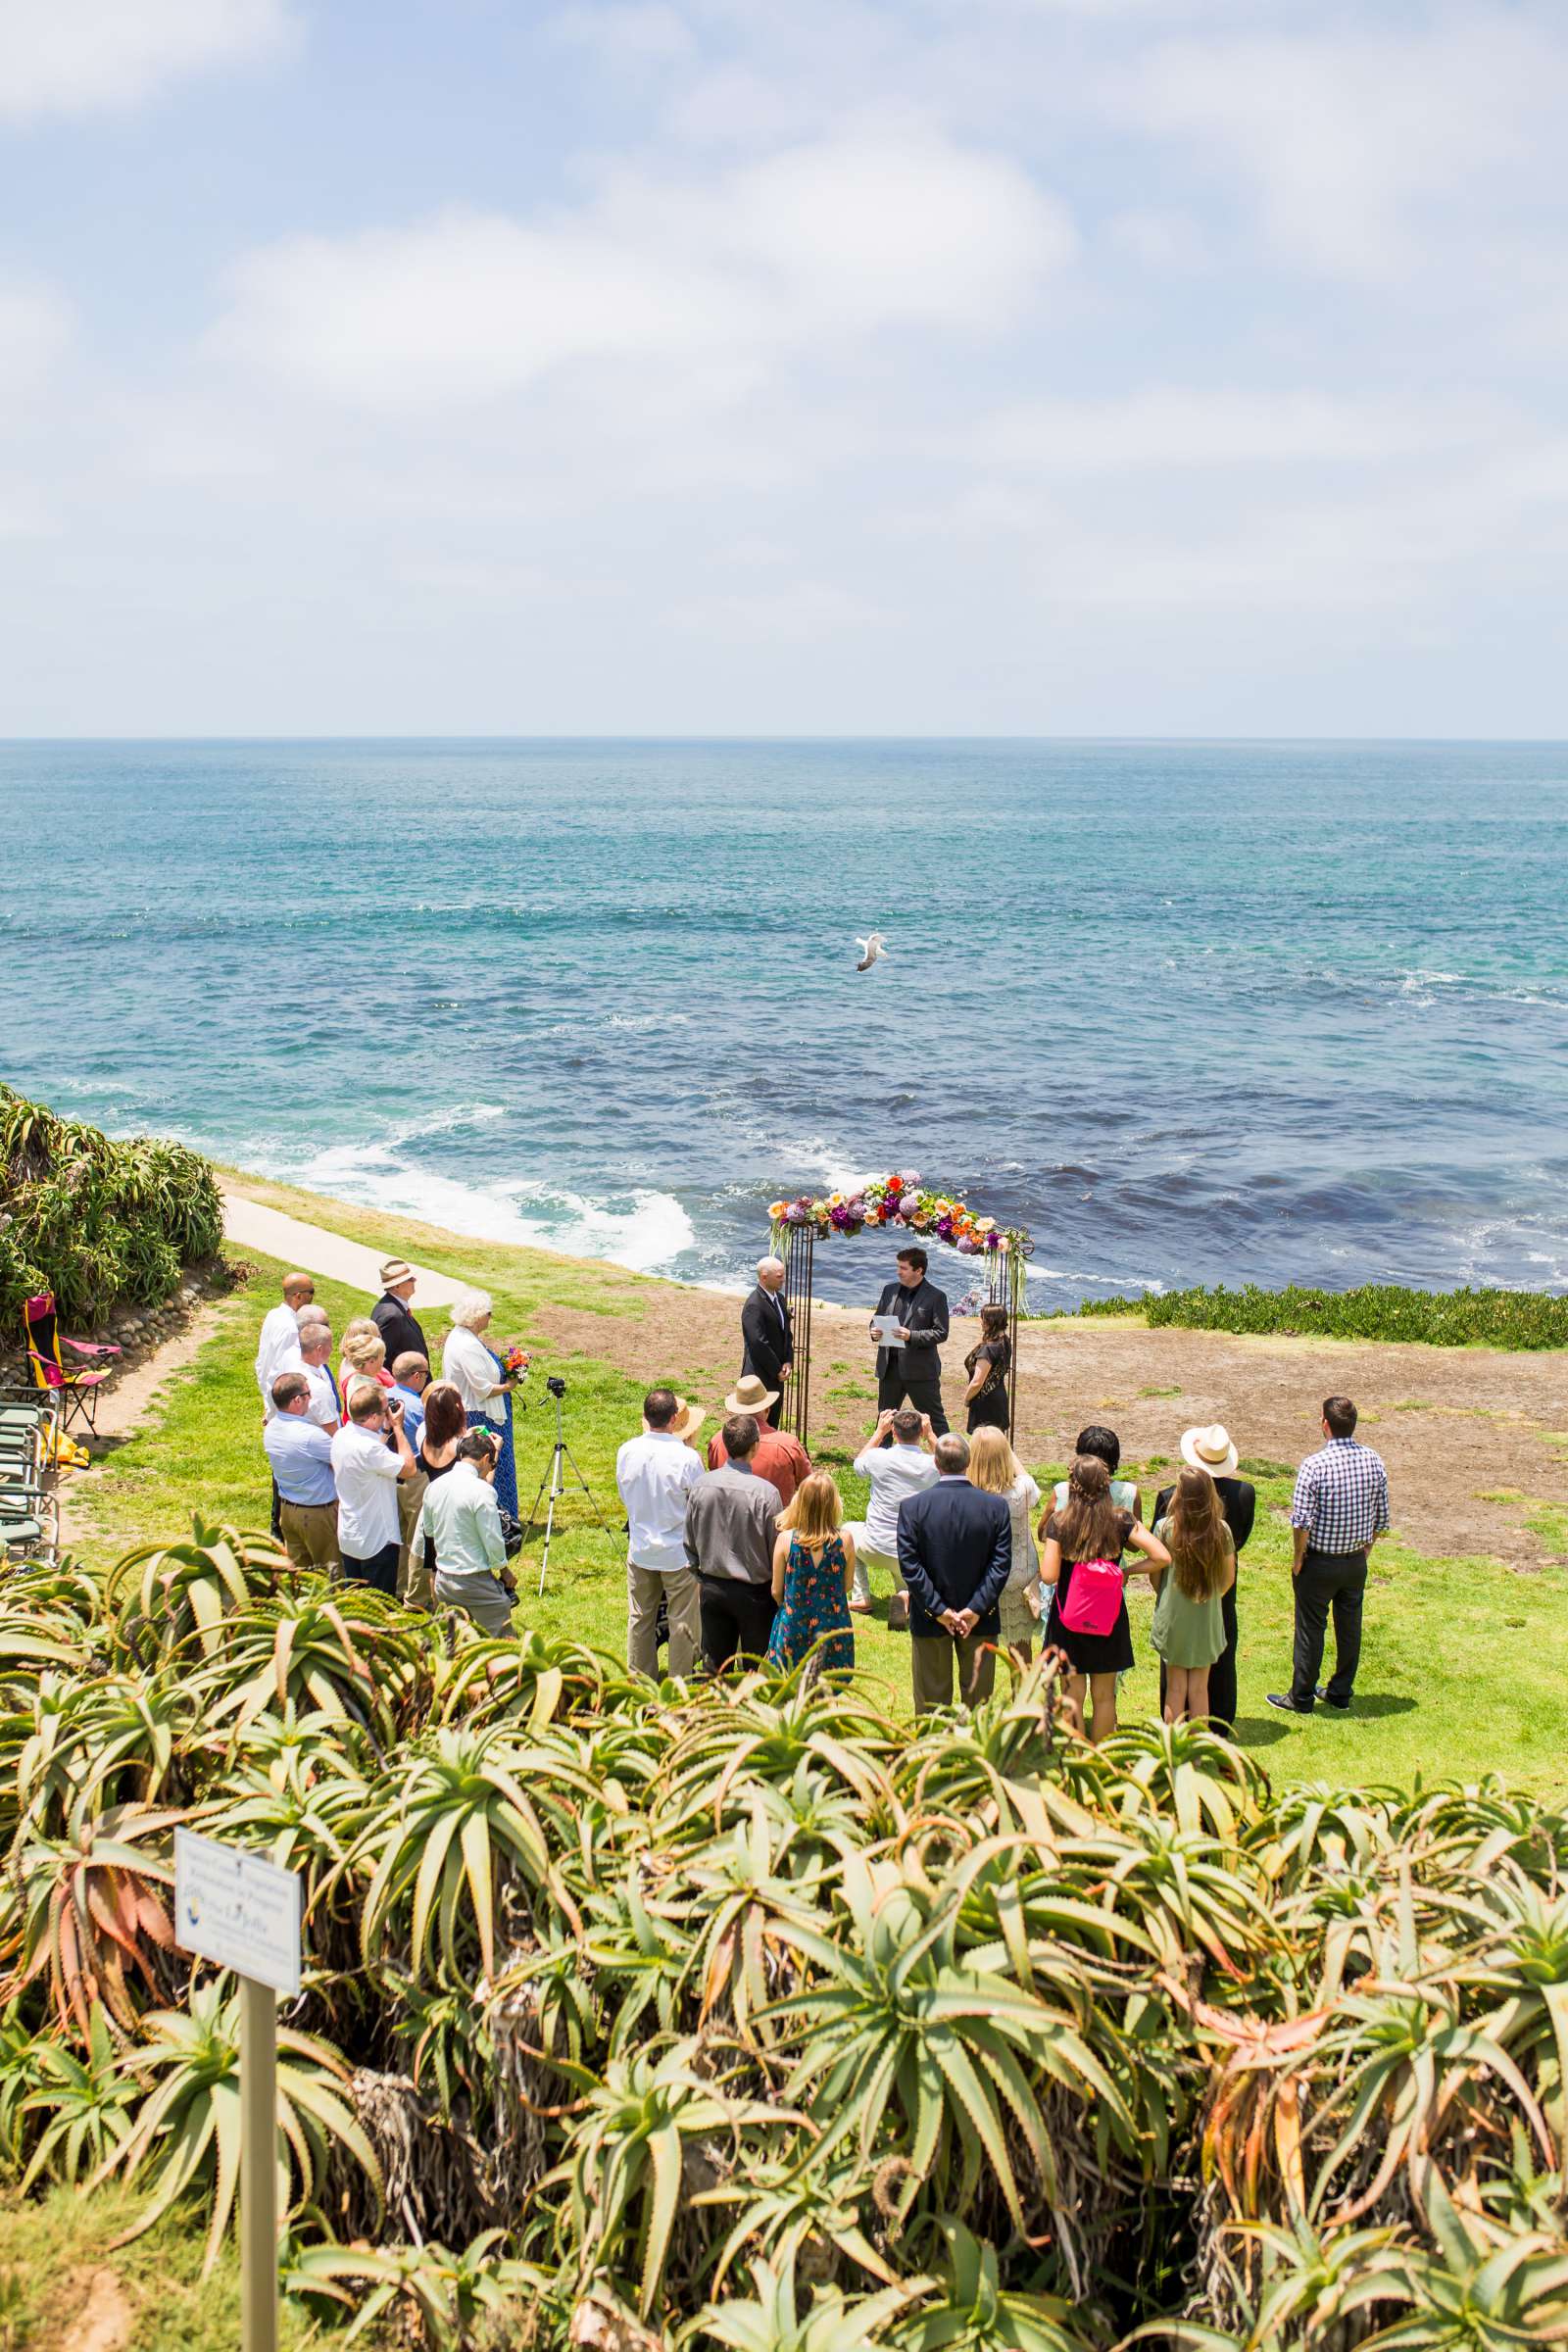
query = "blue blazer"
(896, 1476, 1012, 1641)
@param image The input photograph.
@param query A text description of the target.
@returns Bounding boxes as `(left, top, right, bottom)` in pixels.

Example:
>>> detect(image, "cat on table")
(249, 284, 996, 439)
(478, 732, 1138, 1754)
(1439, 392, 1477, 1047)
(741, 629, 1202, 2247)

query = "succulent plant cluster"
(2, 1523, 1566, 2350)
(0, 1085, 222, 1330)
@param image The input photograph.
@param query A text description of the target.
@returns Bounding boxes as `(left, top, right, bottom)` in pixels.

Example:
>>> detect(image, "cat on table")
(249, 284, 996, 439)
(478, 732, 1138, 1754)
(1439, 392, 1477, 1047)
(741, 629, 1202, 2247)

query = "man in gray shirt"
(685, 1413, 780, 1671)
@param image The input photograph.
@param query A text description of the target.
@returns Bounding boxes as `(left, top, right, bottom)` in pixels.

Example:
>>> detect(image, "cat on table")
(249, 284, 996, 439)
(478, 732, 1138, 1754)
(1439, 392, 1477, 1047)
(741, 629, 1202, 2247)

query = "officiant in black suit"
(739, 1254, 794, 1429)
(871, 1246, 950, 1435)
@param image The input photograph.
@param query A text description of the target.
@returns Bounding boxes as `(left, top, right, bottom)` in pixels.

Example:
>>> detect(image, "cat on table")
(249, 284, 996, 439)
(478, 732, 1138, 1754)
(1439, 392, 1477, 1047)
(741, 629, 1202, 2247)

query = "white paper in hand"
(870, 1315, 905, 1347)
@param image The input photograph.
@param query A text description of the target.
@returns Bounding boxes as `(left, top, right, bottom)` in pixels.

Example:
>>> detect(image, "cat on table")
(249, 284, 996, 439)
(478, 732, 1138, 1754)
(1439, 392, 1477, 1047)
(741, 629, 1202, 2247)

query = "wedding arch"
(765, 1173, 1034, 1449)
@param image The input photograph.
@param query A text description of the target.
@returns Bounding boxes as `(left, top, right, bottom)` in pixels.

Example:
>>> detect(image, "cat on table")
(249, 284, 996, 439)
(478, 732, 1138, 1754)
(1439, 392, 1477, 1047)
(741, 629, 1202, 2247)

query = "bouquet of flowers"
(499, 1344, 531, 1383)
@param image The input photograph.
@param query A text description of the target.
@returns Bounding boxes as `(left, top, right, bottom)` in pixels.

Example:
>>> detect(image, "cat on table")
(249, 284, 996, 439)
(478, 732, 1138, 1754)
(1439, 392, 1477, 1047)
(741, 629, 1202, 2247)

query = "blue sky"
(2, 0, 1565, 734)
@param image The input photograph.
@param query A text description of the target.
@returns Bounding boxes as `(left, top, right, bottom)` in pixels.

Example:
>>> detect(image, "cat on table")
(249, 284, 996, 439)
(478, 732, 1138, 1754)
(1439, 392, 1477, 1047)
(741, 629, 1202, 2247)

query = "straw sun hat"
(1180, 1424, 1240, 1478)
(667, 1396, 706, 1443)
(724, 1372, 779, 1416)
(379, 1258, 414, 1288)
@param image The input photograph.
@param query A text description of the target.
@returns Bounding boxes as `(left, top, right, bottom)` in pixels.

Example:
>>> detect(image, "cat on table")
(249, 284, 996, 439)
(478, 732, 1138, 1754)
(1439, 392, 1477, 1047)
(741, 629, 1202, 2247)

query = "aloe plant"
(95, 1983, 382, 2274)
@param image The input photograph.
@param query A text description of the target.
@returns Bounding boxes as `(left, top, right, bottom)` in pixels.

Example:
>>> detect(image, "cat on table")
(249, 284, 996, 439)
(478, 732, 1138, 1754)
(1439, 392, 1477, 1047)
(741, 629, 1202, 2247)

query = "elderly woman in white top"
(441, 1291, 520, 1517)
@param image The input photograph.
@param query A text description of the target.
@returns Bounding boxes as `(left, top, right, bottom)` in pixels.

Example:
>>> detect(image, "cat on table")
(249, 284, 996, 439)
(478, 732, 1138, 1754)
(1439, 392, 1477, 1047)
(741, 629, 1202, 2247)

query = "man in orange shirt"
(707, 1373, 811, 1507)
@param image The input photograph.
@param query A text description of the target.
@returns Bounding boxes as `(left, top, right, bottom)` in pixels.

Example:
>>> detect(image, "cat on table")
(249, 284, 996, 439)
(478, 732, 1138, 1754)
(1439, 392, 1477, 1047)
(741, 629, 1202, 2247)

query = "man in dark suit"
(1154, 1425, 1255, 1734)
(870, 1246, 950, 1434)
(896, 1432, 1012, 1713)
(740, 1254, 793, 1430)
(371, 1258, 427, 1368)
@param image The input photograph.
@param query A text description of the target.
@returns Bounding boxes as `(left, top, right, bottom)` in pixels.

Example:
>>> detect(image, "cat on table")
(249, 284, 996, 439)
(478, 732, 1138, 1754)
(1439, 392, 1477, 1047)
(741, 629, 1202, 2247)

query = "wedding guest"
(340, 1327, 393, 1413)
(414, 1429, 516, 1637)
(685, 1413, 780, 1670)
(740, 1255, 793, 1430)
(255, 1272, 315, 1413)
(870, 1247, 950, 1434)
(329, 1382, 418, 1596)
(390, 1353, 431, 1601)
(707, 1375, 811, 1507)
(409, 1379, 466, 1608)
(847, 1406, 938, 1625)
(297, 1322, 341, 1430)
(961, 1304, 1012, 1434)
(615, 1388, 704, 1678)
(897, 1432, 1011, 1713)
(1153, 1426, 1254, 1732)
(1040, 1455, 1169, 1742)
(1269, 1396, 1390, 1717)
(371, 1259, 427, 1369)
(257, 1270, 316, 1538)
(1051, 1425, 1142, 1523)
(1150, 1469, 1236, 1726)
(264, 1371, 339, 1571)
(442, 1292, 521, 1518)
(967, 1427, 1042, 1663)
(767, 1471, 855, 1677)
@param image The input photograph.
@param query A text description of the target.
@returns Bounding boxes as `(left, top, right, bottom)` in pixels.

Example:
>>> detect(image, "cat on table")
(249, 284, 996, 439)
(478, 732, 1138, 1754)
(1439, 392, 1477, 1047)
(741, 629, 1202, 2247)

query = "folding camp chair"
(24, 1292, 120, 1436)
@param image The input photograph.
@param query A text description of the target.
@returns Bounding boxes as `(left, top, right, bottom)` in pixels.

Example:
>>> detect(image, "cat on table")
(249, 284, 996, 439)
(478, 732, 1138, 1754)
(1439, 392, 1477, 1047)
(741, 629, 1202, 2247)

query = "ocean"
(3, 738, 1566, 1309)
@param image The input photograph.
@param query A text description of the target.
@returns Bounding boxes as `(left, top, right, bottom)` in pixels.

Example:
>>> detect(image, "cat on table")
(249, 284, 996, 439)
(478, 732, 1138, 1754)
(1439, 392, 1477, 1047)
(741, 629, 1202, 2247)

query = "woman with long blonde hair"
(1150, 1467, 1236, 1725)
(1040, 1453, 1169, 1740)
(967, 1426, 1042, 1664)
(767, 1471, 856, 1677)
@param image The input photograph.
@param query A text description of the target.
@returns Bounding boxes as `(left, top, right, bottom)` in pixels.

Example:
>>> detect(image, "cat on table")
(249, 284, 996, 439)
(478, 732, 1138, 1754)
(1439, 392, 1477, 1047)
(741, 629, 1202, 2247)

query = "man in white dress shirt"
(298, 1322, 341, 1430)
(256, 1272, 316, 1534)
(256, 1273, 316, 1405)
(330, 1383, 418, 1595)
(847, 1406, 939, 1628)
(615, 1388, 705, 1677)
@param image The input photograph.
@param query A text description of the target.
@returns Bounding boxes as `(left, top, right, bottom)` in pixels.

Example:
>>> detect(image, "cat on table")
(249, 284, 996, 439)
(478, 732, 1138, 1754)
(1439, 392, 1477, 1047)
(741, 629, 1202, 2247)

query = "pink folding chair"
(24, 1292, 121, 1436)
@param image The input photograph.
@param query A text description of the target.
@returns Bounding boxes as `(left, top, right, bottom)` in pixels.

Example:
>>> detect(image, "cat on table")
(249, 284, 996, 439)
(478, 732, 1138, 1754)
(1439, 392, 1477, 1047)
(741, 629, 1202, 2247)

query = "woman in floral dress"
(767, 1472, 857, 1677)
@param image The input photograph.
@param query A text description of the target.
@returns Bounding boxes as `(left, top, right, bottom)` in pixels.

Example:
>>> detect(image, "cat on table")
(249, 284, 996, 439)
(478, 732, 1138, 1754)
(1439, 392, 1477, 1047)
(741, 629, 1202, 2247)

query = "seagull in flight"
(855, 932, 889, 972)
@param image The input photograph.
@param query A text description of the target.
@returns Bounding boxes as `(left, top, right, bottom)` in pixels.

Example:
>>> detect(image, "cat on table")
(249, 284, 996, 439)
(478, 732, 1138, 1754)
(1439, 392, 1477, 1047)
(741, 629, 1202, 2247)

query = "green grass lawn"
(64, 1184, 1568, 1794)
(0, 2181, 333, 2351)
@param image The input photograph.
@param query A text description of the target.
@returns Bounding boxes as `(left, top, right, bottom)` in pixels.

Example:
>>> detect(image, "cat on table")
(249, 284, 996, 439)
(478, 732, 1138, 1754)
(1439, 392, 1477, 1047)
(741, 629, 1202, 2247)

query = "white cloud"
(0, 0, 296, 120)
(1126, 11, 1568, 277)
(211, 125, 1075, 411)
(0, 279, 73, 409)
(964, 386, 1498, 474)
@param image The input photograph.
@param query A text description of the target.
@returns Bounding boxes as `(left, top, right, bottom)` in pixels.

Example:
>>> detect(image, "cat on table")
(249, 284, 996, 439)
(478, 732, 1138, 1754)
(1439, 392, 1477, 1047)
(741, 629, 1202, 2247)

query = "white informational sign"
(870, 1315, 906, 1348)
(174, 1829, 302, 1997)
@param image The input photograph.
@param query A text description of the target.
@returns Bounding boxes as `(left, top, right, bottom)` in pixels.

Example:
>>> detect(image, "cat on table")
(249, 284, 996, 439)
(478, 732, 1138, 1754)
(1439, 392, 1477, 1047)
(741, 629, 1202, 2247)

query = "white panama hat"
(1180, 1424, 1240, 1478)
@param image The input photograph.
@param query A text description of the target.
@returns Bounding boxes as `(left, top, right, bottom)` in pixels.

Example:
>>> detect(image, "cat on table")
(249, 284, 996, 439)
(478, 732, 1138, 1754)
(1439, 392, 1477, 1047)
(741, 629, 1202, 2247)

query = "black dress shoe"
(1266, 1692, 1313, 1714)
(1315, 1688, 1351, 1710)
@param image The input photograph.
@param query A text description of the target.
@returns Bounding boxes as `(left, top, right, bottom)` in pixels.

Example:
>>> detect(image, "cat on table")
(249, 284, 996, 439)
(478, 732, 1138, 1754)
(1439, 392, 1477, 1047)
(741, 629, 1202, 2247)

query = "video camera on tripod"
(521, 1367, 614, 1593)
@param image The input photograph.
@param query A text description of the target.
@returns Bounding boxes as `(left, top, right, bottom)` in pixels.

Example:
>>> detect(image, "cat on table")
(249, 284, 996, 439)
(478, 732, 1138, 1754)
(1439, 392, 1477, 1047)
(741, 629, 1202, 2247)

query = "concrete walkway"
(220, 1190, 468, 1309)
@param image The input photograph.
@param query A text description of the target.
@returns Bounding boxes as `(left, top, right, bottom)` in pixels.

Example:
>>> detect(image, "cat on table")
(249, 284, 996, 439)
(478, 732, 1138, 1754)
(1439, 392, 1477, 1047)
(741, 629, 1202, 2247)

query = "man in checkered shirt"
(1268, 1396, 1390, 1716)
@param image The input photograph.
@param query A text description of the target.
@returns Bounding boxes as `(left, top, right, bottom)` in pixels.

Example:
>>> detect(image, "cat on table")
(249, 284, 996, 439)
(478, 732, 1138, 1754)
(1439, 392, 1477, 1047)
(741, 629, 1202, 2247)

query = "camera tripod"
(523, 1379, 617, 1594)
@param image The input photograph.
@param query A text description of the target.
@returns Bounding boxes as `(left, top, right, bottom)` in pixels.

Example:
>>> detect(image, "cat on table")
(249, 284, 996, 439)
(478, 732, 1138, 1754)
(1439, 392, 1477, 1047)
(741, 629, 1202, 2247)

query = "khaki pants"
(397, 1471, 431, 1607)
(847, 1529, 903, 1609)
(279, 1498, 340, 1573)
(627, 1558, 700, 1679)
(911, 1631, 996, 1716)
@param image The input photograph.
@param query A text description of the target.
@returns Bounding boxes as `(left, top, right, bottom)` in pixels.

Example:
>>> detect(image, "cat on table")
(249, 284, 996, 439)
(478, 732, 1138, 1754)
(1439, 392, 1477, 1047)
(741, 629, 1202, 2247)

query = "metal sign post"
(174, 1830, 303, 2352)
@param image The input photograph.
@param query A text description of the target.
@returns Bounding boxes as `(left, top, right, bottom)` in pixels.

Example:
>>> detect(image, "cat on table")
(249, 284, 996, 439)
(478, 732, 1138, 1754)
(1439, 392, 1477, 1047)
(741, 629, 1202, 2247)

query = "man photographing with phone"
(330, 1381, 419, 1596)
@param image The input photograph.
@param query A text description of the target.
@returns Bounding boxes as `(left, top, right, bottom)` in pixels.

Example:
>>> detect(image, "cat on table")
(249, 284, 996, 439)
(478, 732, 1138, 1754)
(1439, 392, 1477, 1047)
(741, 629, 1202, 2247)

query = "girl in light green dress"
(1151, 1467, 1236, 1726)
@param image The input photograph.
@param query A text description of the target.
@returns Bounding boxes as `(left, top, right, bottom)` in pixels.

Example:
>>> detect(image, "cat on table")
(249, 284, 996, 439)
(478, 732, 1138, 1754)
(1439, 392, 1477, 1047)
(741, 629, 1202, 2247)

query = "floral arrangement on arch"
(768, 1171, 1031, 1259)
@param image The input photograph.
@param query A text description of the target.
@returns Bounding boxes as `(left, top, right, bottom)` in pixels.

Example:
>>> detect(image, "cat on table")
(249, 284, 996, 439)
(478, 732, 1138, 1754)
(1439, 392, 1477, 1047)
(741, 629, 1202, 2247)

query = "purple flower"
(785, 1202, 808, 1225)
(956, 1236, 978, 1254)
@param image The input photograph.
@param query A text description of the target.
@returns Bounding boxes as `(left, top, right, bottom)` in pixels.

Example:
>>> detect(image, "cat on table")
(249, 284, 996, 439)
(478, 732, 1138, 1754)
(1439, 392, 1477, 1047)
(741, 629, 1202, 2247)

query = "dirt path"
(54, 1298, 226, 1550)
(530, 1290, 1568, 1572)
(221, 1190, 468, 1306)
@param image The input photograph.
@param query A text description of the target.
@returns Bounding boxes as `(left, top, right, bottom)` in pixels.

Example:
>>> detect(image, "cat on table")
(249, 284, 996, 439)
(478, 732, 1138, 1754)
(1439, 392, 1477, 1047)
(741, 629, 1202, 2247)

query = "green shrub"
(1055, 1280, 1568, 1348)
(0, 1084, 222, 1331)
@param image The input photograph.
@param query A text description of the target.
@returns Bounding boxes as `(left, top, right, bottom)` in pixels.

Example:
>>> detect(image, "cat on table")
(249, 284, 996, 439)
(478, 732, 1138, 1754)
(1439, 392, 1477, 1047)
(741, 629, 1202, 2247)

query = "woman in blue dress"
(767, 1472, 857, 1677)
(440, 1293, 521, 1520)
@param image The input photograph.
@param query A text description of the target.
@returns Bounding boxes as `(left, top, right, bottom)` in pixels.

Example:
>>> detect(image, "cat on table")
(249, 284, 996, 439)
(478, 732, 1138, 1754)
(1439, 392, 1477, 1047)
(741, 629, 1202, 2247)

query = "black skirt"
(1045, 1556, 1134, 1675)
(966, 1390, 1009, 1433)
